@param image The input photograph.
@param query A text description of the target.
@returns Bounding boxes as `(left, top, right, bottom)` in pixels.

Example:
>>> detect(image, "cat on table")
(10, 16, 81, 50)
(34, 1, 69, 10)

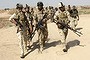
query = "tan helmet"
(37, 2, 43, 6)
(16, 3, 23, 9)
(58, 2, 64, 7)
(25, 4, 30, 9)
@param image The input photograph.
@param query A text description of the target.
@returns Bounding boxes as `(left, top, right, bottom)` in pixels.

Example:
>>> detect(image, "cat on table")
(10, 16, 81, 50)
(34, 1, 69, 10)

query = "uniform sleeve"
(66, 11, 70, 16)
(9, 13, 16, 21)
(66, 11, 71, 23)
(54, 11, 59, 20)
(33, 11, 38, 26)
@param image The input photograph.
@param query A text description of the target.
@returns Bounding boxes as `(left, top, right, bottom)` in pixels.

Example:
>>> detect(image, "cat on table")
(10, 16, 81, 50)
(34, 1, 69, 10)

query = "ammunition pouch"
(71, 15, 77, 18)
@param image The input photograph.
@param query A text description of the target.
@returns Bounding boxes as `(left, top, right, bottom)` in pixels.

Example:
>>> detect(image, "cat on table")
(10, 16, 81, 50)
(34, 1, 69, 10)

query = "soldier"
(25, 4, 34, 48)
(9, 4, 30, 58)
(30, 7, 34, 16)
(44, 7, 48, 13)
(69, 6, 79, 30)
(55, 7, 58, 12)
(48, 6, 55, 22)
(34, 2, 48, 53)
(67, 5, 72, 13)
(54, 2, 70, 52)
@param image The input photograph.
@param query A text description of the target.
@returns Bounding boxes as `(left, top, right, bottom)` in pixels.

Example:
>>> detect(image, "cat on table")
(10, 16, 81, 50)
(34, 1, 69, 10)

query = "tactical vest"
(25, 12, 33, 24)
(58, 11, 68, 24)
(48, 9, 54, 19)
(36, 10, 45, 22)
(35, 9, 47, 29)
(17, 12, 28, 27)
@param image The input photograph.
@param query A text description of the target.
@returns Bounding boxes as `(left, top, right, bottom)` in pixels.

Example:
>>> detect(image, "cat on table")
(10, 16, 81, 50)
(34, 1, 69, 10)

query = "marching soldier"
(48, 6, 55, 22)
(69, 6, 79, 30)
(54, 7, 58, 12)
(44, 7, 48, 13)
(54, 2, 70, 52)
(34, 2, 48, 53)
(9, 4, 30, 58)
(30, 7, 34, 16)
(67, 5, 72, 13)
(25, 4, 34, 48)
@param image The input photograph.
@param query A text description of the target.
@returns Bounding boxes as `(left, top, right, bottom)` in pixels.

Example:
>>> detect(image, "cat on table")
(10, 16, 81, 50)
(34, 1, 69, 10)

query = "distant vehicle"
(4, 8, 10, 10)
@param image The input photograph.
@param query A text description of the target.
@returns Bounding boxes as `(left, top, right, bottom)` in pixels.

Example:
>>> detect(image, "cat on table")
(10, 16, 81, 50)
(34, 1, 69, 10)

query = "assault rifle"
(54, 21, 83, 37)
(15, 19, 24, 31)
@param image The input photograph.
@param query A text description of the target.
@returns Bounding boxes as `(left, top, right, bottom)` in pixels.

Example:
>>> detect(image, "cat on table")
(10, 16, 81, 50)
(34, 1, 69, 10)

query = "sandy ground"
(0, 14, 90, 60)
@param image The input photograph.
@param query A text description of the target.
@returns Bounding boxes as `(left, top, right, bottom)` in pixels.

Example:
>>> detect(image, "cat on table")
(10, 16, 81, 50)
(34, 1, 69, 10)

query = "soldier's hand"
(68, 20, 70, 24)
(77, 19, 79, 21)
(32, 25, 34, 27)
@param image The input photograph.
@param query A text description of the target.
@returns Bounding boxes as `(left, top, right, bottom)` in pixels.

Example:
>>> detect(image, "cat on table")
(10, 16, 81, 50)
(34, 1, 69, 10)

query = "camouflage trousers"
(37, 27, 48, 51)
(69, 17, 78, 30)
(58, 28, 68, 49)
(16, 29, 29, 56)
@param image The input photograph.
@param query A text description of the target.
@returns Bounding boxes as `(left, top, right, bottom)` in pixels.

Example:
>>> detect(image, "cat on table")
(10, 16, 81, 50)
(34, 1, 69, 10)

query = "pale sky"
(0, 0, 90, 9)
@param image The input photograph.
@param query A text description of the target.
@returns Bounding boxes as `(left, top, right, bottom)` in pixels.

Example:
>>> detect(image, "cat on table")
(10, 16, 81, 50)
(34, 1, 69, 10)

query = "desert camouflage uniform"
(54, 10, 70, 51)
(25, 11, 33, 33)
(69, 7, 79, 30)
(9, 10, 29, 57)
(34, 9, 48, 52)
(25, 11, 34, 47)
(48, 7, 55, 22)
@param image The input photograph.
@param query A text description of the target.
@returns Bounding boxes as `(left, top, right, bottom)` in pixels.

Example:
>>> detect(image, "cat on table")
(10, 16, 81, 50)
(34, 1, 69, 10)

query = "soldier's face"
(59, 7, 65, 12)
(22, 8, 26, 12)
(38, 6, 43, 11)
(26, 8, 29, 12)
(18, 8, 22, 12)
(68, 6, 71, 9)
(73, 6, 76, 9)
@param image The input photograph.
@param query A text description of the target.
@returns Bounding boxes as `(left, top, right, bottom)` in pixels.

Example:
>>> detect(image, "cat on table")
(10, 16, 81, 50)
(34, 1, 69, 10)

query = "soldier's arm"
(77, 10, 79, 21)
(77, 11, 79, 20)
(30, 15, 34, 27)
(9, 13, 17, 25)
(42, 12, 48, 23)
(77, 14, 79, 21)
(54, 11, 59, 23)
(66, 11, 70, 24)
(33, 13, 38, 27)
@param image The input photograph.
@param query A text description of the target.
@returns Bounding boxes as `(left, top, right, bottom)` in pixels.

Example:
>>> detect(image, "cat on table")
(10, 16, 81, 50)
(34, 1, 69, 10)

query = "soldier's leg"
(45, 24, 48, 41)
(44, 28, 48, 41)
(42, 31, 46, 48)
(75, 19, 78, 27)
(26, 30, 31, 49)
(40, 32, 44, 52)
(63, 28, 68, 52)
(63, 28, 68, 40)
(37, 29, 42, 52)
(72, 19, 75, 30)
(23, 31, 28, 52)
(58, 29, 65, 43)
(70, 17, 75, 30)
(17, 31, 24, 58)
(58, 29, 67, 52)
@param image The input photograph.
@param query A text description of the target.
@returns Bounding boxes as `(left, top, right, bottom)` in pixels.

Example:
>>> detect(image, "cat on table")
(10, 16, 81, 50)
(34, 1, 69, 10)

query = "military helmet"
(25, 4, 30, 9)
(58, 2, 64, 7)
(72, 5, 76, 9)
(37, 2, 43, 6)
(16, 3, 23, 9)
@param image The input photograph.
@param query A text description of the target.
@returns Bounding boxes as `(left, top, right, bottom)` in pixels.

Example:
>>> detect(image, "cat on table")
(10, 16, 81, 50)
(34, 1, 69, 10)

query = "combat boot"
(20, 53, 24, 58)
